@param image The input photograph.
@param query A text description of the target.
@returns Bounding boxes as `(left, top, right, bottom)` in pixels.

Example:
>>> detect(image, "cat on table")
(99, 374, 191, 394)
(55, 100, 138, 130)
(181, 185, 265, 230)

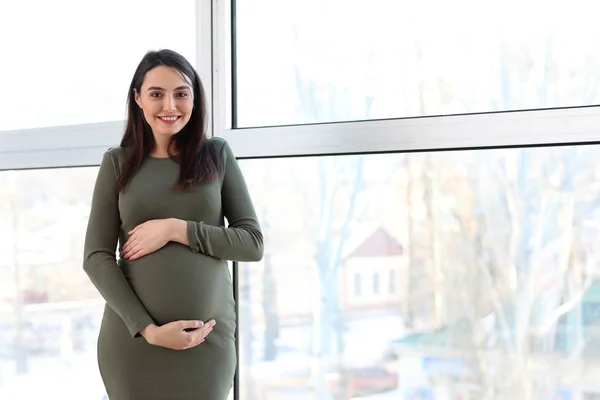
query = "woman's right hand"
(139, 319, 216, 350)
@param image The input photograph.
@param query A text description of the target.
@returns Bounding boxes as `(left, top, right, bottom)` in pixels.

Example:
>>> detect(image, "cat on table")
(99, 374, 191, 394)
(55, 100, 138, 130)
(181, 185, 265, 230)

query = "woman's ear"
(133, 88, 142, 108)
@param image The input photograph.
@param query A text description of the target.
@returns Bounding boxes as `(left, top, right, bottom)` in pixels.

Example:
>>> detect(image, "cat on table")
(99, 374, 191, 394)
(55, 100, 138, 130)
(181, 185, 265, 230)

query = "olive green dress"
(83, 137, 263, 400)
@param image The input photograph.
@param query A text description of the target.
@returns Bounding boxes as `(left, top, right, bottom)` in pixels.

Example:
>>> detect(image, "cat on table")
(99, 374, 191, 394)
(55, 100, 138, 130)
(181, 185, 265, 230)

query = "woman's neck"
(150, 137, 178, 158)
(150, 147, 171, 158)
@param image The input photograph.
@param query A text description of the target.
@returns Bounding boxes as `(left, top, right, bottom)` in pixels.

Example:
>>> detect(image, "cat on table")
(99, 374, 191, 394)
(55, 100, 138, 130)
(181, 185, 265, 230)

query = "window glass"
(235, 0, 600, 127)
(0, 167, 106, 399)
(0, 0, 195, 132)
(238, 145, 600, 399)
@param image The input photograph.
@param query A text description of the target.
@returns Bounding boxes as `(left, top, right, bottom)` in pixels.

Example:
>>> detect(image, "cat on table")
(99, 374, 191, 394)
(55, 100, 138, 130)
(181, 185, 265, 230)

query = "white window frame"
(212, 0, 600, 157)
(1, 0, 600, 170)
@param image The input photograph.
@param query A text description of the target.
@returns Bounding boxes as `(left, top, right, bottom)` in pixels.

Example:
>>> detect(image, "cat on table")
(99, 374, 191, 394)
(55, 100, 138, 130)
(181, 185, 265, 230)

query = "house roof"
(344, 227, 404, 259)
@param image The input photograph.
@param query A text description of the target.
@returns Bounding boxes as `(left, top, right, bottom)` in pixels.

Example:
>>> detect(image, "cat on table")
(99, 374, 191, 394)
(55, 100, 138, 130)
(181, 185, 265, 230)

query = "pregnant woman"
(83, 49, 263, 400)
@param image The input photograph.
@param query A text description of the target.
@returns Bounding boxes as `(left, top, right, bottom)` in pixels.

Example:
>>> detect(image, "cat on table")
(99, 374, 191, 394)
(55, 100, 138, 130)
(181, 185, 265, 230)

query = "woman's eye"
(150, 92, 162, 98)
(176, 92, 188, 98)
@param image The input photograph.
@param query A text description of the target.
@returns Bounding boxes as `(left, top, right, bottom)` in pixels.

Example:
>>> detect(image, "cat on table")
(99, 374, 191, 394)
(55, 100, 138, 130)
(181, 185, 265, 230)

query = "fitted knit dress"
(83, 137, 263, 400)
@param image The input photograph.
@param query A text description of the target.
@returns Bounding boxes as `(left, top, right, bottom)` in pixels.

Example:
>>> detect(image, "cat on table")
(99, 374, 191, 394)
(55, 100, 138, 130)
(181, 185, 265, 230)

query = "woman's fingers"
(123, 243, 141, 259)
(147, 320, 217, 350)
(148, 320, 217, 351)
(123, 238, 151, 260)
(181, 330, 207, 349)
(204, 319, 217, 328)
(179, 320, 204, 330)
(128, 247, 147, 261)
(182, 319, 216, 348)
(122, 236, 136, 254)
(199, 319, 216, 338)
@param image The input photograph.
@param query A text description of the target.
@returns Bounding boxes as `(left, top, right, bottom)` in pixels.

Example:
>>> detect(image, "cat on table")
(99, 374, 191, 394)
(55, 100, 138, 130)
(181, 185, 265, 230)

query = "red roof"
(346, 228, 403, 258)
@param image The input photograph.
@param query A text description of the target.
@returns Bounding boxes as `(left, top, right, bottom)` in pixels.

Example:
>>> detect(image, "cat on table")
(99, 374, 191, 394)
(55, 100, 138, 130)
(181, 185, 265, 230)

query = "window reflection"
(238, 145, 600, 399)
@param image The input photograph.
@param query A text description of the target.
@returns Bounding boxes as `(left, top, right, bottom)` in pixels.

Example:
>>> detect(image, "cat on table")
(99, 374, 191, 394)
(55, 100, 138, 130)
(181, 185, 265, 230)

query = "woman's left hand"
(122, 219, 174, 260)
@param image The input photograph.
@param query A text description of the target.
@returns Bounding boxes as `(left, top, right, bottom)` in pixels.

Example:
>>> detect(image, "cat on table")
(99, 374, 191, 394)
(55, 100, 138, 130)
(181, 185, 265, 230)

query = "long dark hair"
(116, 49, 220, 191)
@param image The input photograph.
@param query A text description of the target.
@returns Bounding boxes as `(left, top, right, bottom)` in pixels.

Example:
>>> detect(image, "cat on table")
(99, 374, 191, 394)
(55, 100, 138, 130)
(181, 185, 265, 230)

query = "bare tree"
(289, 13, 374, 398)
(434, 146, 600, 398)
(310, 157, 364, 399)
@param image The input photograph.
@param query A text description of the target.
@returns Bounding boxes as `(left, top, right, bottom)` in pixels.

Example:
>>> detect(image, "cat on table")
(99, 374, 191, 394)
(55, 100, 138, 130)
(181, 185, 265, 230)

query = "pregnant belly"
(120, 243, 233, 326)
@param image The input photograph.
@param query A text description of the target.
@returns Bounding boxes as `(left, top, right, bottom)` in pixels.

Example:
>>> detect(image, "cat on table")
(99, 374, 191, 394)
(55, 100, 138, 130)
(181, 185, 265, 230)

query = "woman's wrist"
(139, 324, 158, 343)
(167, 218, 189, 245)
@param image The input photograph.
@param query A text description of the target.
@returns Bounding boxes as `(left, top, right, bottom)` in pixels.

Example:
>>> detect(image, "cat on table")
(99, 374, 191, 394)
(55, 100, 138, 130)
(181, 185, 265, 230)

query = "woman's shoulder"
(102, 146, 129, 167)
(207, 136, 237, 159)
(207, 136, 228, 152)
(105, 146, 127, 157)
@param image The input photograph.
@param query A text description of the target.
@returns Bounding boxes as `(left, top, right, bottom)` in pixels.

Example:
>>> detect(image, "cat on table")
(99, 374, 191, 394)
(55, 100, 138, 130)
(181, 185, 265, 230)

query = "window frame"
(3, 0, 600, 171)
(216, 0, 600, 158)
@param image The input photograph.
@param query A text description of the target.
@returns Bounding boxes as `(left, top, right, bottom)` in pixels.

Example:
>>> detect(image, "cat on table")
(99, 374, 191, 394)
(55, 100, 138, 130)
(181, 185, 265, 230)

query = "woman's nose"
(163, 97, 176, 111)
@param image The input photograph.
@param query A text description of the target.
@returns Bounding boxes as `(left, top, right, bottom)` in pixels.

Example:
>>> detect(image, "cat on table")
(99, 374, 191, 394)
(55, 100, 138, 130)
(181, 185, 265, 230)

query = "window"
(237, 144, 600, 399)
(235, 0, 600, 127)
(5, 3, 600, 400)
(0, 0, 195, 132)
(0, 168, 106, 399)
(373, 273, 380, 295)
(354, 273, 362, 297)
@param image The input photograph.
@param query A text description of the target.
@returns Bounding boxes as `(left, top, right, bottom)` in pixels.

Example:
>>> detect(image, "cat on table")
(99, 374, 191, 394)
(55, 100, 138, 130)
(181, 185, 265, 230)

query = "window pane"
(235, 0, 600, 127)
(353, 273, 361, 297)
(0, 0, 195, 132)
(0, 168, 106, 399)
(373, 274, 380, 295)
(238, 145, 600, 399)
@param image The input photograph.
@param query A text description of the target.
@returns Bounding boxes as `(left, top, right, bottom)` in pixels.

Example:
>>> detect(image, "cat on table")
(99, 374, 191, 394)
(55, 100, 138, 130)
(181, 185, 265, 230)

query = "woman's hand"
(122, 219, 176, 260)
(139, 319, 216, 350)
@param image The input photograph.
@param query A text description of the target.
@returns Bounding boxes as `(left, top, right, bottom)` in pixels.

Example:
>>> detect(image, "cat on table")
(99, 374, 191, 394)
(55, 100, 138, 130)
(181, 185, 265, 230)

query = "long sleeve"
(187, 139, 264, 262)
(83, 150, 155, 337)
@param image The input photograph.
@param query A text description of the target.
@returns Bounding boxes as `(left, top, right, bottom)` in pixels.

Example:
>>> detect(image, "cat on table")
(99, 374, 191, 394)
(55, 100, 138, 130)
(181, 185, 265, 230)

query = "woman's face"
(134, 65, 194, 139)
